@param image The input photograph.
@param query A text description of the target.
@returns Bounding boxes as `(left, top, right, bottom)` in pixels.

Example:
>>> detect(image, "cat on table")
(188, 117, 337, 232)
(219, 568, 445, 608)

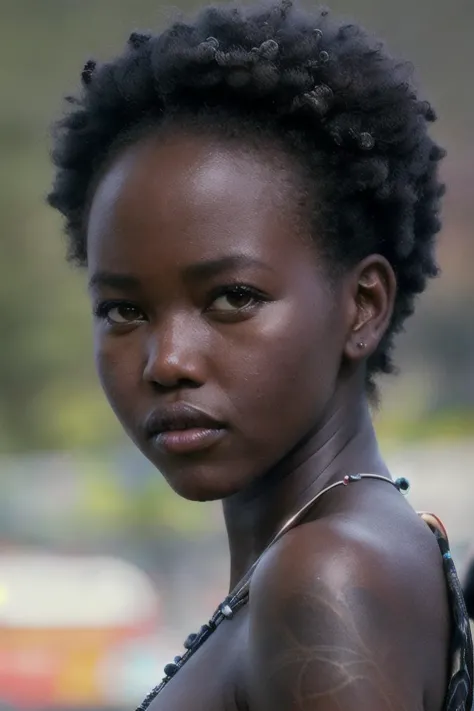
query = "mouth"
(144, 403, 227, 455)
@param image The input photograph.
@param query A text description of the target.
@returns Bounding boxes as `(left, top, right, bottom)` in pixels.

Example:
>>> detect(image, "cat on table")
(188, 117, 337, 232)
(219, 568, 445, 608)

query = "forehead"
(87, 130, 312, 274)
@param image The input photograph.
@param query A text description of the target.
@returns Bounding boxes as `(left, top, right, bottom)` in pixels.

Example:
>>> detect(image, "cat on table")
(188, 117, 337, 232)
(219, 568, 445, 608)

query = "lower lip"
(152, 427, 226, 455)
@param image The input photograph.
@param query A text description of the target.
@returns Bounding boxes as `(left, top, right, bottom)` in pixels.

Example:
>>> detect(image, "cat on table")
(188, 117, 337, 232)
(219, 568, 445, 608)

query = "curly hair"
(47, 0, 445, 391)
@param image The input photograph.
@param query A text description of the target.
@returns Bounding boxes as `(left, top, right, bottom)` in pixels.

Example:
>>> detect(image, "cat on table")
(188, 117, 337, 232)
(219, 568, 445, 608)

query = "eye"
(94, 301, 146, 325)
(208, 286, 263, 313)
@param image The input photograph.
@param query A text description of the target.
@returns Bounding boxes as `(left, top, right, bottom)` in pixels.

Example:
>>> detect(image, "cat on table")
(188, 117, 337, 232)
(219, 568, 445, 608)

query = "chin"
(123, 430, 235, 500)
(150, 456, 253, 503)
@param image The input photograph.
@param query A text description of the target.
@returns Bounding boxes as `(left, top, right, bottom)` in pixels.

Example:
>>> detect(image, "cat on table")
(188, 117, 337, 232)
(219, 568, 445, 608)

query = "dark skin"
(87, 130, 450, 710)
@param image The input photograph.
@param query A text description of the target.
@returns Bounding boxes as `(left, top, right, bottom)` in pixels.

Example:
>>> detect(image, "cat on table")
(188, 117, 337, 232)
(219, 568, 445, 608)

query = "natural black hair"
(47, 0, 445, 393)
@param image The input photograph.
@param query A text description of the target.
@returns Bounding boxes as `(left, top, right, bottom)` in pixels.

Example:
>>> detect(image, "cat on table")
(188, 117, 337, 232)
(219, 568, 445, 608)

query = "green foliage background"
(0, 0, 473, 454)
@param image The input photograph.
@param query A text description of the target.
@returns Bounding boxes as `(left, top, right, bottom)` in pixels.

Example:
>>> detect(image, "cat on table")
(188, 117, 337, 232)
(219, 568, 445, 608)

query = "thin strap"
(136, 473, 407, 711)
(227, 473, 405, 607)
(271, 473, 403, 545)
(419, 512, 474, 710)
(418, 511, 450, 544)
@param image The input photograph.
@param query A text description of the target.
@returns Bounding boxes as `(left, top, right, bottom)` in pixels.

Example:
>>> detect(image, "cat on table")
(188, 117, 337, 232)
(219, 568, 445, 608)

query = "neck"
(222, 389, 389, 590)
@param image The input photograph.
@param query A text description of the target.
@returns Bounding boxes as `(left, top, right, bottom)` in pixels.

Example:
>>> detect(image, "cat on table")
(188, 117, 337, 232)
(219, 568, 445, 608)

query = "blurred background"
(0, 0, 473, 708)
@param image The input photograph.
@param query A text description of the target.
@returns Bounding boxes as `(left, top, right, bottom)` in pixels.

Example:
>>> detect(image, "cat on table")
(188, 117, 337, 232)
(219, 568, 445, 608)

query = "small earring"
(356, 341, 367, 349)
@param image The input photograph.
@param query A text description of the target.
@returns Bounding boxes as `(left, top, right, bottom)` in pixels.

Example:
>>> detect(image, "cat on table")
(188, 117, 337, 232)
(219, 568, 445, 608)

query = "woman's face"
(87, 131, 353, 501)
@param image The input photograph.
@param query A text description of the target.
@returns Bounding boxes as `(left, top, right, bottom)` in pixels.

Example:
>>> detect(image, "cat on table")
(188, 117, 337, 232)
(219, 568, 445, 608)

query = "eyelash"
(93, 285, 268, 324)
(93, 299, 144, 323)
(206, 284, 268, 311)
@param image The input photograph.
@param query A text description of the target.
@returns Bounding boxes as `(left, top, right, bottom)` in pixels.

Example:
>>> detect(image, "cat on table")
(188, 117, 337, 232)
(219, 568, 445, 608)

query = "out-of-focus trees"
(0, 0, 473, 452)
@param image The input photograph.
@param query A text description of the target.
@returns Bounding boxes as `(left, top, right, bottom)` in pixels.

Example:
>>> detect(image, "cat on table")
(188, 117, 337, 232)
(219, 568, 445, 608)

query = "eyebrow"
(183, 255, 273, 282)
(88, 255, 272, 292)
(88, 272, 141, 291)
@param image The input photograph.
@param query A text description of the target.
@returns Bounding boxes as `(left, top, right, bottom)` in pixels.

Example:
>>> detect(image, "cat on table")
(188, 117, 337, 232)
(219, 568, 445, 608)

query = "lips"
(143, 403, 226, 455)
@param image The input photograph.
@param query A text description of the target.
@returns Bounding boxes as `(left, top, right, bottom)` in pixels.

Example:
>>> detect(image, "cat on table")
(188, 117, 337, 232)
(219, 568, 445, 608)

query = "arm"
(246, 521, 425, 711)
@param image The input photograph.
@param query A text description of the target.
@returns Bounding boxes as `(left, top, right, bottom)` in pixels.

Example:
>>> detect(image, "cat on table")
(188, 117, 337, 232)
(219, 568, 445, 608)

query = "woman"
(48, 2, 473, 709)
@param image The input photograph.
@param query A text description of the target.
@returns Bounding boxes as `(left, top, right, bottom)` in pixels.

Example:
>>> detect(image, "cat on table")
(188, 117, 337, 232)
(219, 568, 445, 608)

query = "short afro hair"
(47, 0, 445, 393)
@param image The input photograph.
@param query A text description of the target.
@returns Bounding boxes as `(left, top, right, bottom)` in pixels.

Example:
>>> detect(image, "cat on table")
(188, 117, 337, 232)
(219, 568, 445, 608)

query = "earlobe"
(344, 255, 396, 363)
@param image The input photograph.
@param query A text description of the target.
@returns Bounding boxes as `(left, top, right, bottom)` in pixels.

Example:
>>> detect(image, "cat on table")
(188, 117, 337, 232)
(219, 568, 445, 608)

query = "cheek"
(221, 300, 344, 443)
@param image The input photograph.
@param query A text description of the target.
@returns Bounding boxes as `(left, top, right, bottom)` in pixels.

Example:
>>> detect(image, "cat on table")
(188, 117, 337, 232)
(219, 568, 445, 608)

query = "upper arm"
(245, 522, 425, 711)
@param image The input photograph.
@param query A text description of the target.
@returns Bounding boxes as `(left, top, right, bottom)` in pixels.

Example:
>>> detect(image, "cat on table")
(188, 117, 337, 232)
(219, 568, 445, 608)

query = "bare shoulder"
(245, 510, 449, 711)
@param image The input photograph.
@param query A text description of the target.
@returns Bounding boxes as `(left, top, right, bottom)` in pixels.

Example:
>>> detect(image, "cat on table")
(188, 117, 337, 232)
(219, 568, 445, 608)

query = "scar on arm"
(259, 584, 405, 711)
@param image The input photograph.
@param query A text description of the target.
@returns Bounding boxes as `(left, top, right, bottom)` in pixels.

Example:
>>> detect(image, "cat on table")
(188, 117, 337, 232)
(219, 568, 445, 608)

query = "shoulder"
(244, 514, 442, 711)
(463, 554, 474, 618)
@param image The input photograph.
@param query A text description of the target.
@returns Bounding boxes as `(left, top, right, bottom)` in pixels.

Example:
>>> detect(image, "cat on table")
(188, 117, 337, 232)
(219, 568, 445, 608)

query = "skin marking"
(257, 582, 408, 711)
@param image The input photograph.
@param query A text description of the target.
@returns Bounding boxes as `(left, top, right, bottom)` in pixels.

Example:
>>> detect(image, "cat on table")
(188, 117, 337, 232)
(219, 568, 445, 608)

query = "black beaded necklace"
(136, 473, 410, 710)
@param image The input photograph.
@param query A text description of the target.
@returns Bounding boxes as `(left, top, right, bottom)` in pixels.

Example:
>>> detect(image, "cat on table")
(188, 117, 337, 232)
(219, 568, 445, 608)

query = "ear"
(344, 254, 397, 364)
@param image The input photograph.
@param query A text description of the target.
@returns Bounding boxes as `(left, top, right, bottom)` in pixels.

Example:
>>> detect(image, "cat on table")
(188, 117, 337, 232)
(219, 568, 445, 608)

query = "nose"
(142, 315, 206, 390)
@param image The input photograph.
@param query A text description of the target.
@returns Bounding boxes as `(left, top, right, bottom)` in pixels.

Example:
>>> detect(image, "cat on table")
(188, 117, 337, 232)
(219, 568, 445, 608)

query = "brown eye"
(209, 287, 260, 312)
(107, 305, 143, 323)
(95, 301, 146, 325)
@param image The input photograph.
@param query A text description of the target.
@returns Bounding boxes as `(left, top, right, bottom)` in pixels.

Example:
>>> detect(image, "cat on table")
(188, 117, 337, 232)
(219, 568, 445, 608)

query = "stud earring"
(356, 341, 367, 349)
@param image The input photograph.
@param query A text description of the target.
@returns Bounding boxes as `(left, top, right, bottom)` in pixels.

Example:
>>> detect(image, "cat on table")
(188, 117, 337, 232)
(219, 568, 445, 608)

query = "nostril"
(149, 377, 202, 393)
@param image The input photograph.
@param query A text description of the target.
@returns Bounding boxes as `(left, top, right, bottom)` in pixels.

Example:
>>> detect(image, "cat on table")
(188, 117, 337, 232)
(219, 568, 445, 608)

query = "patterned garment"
(419, 513, 473, 710)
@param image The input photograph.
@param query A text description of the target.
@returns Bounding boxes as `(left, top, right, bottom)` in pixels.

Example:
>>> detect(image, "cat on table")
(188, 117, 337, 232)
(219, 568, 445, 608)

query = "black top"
(420, 512, 473, 710)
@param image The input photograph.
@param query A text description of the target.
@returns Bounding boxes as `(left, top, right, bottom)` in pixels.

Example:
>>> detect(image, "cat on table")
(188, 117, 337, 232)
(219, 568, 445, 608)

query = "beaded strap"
(136, 474, 409, 710)
(419, 513, 473, 711)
